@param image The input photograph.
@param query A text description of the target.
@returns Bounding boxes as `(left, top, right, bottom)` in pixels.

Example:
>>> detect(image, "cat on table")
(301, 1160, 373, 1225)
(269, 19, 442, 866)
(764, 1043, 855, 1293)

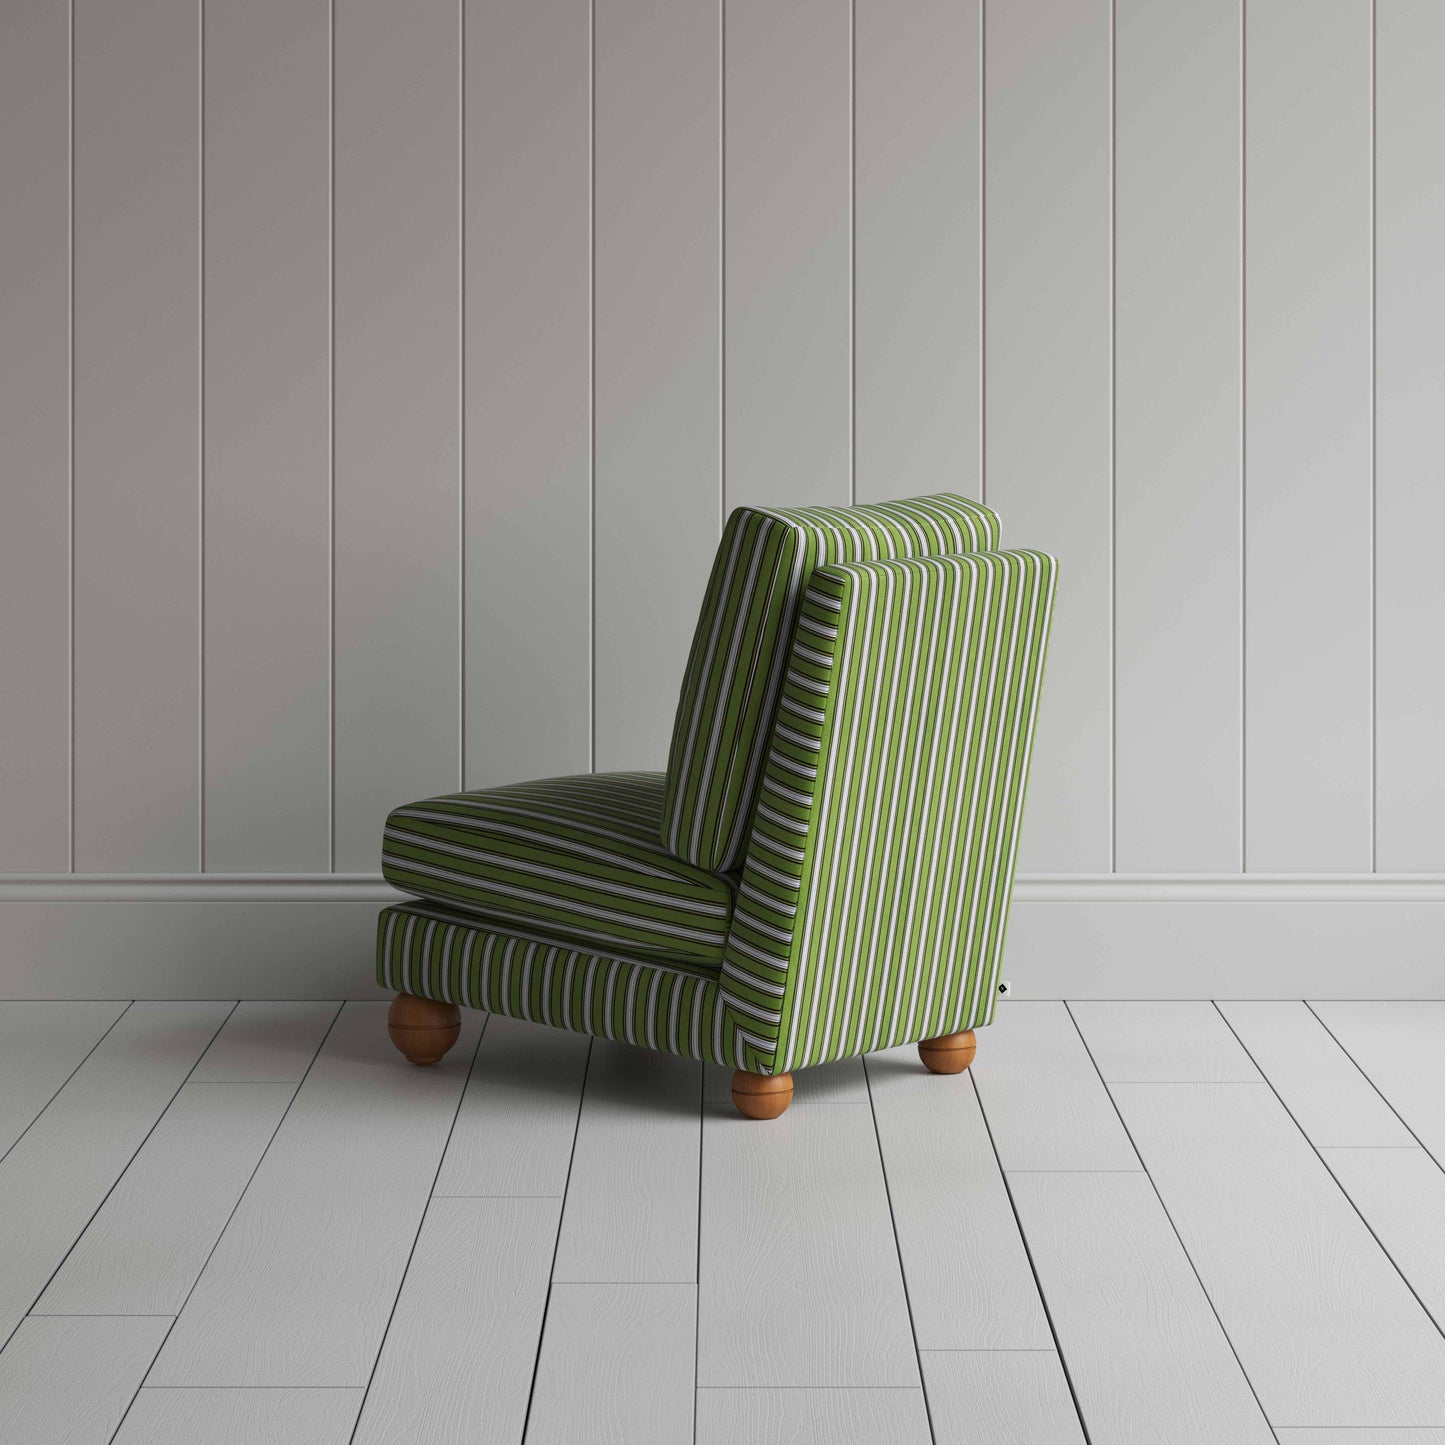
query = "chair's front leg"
(731, 1069, 793, 1119)
(918, 1030, 977, 1074)
(387, 992, 461, 1066)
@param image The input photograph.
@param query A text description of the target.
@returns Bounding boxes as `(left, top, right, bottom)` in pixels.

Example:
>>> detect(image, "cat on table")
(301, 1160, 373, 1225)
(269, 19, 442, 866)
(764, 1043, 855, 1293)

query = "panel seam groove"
(198, 0, 207, 873)
(1368, 0, 1377, 874)
(1239, 0, 1248, 875)
(587, 0, 597, 777)
(848, 0, 856, 507)
(1108, 0, 1118, 876)
(327, 0, 337, 874)
(67, 0, 76, 875)
(458, 0, 466, 794)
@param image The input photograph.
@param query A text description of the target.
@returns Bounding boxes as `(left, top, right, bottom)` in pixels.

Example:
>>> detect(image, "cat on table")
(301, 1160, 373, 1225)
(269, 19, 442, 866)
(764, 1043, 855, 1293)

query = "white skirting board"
(0, 875, 1442, 999)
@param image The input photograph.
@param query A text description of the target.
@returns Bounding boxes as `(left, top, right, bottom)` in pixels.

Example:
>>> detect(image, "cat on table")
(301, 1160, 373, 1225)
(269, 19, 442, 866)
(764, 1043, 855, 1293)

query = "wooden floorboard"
(1070, 1000, 1260, 1081)
(697, 1068, 918, 1387)
(432, 1016, 589, 1198)
(865, 1046, 1053, 1349)
(351, 1196, 560, 1445)
(186, 1001, 340, 1082)
(0, 1001, 128, 1159)
(34, 1082, 295, 1315)
(35, 1004, 338, 1316)
(921, 1350, 1085, 1445)
(1311, 1003, 1445, 1164)
(551, 1042, 701, 1283)
(696, 1387, 932, 1445)
(1321, 1146, 1445, 1334)
(147, 1002, 482, 1388)
(5, 999, 1445, 1439)
(0, 1002, 231, 1346)
(1218, 1001, 1415, 1147)
(1008, 1170, 1276, 1444)
(526, 1283, 695, 1445)
(114, 1388, 363, 1445)
(0, 1315, 171, 1445)
(1112, 1079, 1445, 1425)
(970, 1002, 1139, 1170)
(1274, 1434, 1445, 1443)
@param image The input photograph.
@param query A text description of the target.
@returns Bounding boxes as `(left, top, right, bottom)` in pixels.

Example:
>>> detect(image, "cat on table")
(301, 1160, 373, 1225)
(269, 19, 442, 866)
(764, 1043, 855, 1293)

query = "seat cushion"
(382, 771, 734, 966)
(661, 493, 1000, 874)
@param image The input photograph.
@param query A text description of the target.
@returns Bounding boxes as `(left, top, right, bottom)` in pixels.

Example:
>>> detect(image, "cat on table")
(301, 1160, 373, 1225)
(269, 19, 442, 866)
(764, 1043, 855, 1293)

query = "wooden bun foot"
(918, 1030, 977, 1075)
(387, 992, 461, 1066)
(731, 1069, 794, 1119)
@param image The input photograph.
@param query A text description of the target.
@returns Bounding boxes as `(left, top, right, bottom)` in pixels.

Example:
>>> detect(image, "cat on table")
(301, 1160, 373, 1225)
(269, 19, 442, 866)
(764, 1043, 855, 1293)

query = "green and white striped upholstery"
(378, 900, 727, 1061)
(381, 772, 734, 965)
(718, 550, 1056, 1074)
(661, 494, 1000, 873)
(376, 495, 1055, 1077)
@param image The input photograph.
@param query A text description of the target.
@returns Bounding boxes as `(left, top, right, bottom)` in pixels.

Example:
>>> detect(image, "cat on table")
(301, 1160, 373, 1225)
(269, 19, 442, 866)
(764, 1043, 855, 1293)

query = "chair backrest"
(660, 493, 1000, 874)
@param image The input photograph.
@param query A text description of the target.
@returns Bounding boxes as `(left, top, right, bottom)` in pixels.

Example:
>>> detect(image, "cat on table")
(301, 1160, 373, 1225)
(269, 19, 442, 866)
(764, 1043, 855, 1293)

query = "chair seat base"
(385, 991, 980, 1111)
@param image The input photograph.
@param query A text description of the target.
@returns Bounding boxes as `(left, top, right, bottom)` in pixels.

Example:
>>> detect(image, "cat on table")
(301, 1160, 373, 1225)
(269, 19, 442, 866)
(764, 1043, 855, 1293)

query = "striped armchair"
(376, 494, 1056, 1118)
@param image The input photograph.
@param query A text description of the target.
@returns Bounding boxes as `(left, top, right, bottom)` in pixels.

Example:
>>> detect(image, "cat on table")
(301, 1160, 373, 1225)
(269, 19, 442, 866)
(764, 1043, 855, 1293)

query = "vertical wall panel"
(203, 0, 331, 871)
(1244, 0, 1372, 872)
(984, 0, 1113, 871)
(1113, 0, 1242, 871)
(72, 0, 200, 870)
(853, 0, 981, 504)
(0, 1, 69, 871)
(724, 0, 851, 511)
(593, 0, 721, 773)
(1375, 0, 1445, 871)
(464, 0, 591, 790)
(333, 0, 461, 869)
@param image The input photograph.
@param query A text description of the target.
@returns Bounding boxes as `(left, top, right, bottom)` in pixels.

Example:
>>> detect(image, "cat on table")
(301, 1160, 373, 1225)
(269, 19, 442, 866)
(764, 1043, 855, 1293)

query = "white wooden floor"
(2, 1000, 1445, 1444)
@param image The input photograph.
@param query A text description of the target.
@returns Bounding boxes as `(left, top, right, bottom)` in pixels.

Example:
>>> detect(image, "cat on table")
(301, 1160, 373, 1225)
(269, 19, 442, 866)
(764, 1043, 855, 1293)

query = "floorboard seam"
(1063, 1000, 1279, 1437)
(111, 998, 345, 1439)
(516, 1034, 594, 1445)
(1214, 1001, 1445, 1344)
(344, 1010, 491, 1443)
(968, 1065, 1097, 1445)
(692, 1064, 703, 1445)
(0, 1000, 241, 1361)
(861, 1053, 936, 1445)
(0, 1001, 136, 1172)
(1303, 1000, 1445, 1175)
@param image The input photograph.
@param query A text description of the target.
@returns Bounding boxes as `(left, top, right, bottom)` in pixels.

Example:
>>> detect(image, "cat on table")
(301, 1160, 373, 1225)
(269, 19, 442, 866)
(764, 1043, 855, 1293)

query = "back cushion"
(661, 493, 1000, 873)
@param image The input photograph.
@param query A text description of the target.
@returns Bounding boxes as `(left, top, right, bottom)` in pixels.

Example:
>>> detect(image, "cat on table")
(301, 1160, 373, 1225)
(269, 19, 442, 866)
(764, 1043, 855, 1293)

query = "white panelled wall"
(1, 0, 1443, 998)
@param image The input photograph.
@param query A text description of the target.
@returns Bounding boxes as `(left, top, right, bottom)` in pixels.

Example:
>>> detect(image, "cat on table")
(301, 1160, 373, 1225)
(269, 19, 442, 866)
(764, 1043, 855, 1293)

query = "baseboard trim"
(3, 871, 1444, 903)
(2, 872, 1443, 998)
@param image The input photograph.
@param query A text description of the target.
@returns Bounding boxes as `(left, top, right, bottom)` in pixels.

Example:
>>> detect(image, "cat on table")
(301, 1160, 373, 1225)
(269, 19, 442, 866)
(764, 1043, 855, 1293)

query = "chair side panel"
(719, 550, 1057, 1074)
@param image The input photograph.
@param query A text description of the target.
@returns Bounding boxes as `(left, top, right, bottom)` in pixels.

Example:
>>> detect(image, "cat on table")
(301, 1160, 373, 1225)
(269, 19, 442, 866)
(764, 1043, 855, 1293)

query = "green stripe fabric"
(717, 551, 1057, 1075)
(382, 771, 734, 965)
(661, 494, 1000, 874)
(376, 901, 729, 1063)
